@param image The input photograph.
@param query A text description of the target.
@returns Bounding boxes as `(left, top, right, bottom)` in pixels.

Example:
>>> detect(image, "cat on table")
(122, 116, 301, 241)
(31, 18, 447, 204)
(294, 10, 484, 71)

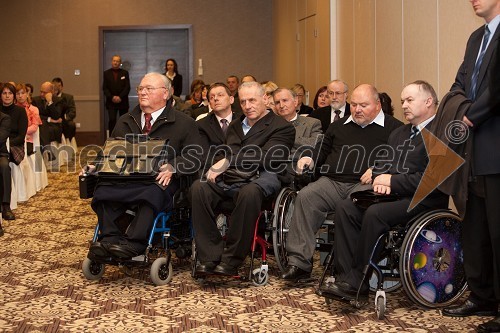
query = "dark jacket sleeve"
(0, 113, 11, 144)
(11, 108, 28, 147)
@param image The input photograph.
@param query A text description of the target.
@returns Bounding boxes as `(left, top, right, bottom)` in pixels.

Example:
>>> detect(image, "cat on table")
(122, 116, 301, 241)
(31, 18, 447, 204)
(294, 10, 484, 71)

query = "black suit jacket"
(309, 103, 351, 133)
(103, 68, 131, 111)
(373, 121, 448, 208)
(451, 23, 500, 175)
(298, 104, 313, 115)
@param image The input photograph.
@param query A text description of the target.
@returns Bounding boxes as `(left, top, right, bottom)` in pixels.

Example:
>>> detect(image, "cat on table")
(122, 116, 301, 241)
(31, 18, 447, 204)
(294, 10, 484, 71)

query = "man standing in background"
(103, 55, 130, 136)
(52, 77, 76, 141)
(442, 1, 500, 332)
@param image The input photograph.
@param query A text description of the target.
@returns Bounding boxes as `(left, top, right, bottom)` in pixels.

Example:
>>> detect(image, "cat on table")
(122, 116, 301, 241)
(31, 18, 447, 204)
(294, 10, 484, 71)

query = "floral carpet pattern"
(0, 163, 491, 332)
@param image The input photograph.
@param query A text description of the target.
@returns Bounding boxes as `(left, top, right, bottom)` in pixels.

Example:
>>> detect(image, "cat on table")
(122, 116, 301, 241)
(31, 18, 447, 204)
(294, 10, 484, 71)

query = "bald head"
(350, 84, 382, 127)
(40, 81, 54, 100)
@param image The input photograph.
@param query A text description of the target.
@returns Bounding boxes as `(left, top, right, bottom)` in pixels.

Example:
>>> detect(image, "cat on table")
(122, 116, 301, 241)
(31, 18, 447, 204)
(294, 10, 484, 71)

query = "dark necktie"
(409, 126, 419, 140)
(333, 109, 341, 122)
(220, 119, 228, 134)
(143, 113, 152, 134)
(470, 25, 491, 100)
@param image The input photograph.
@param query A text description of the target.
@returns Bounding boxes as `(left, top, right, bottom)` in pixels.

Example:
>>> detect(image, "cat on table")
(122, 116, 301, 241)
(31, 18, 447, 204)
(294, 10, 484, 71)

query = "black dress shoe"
(478, 315, 500, 333)
(213, 262, 238, 276)
(442, 299, 498, 317)
(195, 262, 218, 275)
(107, 243, 142, 259)
(321, 281, 368, 301)
(88, 242, 112, 257)
(281, 265, 311, 281)
(2, 208, 15, 220)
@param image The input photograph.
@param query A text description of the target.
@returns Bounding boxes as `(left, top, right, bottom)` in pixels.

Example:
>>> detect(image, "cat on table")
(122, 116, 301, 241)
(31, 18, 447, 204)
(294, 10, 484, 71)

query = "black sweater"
(0, 103, 28, 147)
(313, 114, 403, 183)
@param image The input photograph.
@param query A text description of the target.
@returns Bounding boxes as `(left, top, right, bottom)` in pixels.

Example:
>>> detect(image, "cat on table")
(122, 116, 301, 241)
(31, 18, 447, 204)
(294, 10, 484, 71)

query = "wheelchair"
(81, 177, 193, 286)
(271, 188, 468, 318)
(190, 188, 289, 287)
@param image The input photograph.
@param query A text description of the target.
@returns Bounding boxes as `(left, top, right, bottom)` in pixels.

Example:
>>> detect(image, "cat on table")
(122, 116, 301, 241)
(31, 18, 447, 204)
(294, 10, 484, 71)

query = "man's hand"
(206, 158, 229, 183)
(156, 163, 174, 186)
(112, 96, 122, 104)
(296, 157, 314, 175)
(463, 115, 473, 127)
(79, 164, 96, 176)
(360, 168, 373, 184)
(45, 92, 53, 103)
(373, 174, 392, 194)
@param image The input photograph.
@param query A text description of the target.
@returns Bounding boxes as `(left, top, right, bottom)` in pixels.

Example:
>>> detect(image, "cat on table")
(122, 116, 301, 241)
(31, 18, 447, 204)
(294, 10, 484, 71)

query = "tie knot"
(220, 118, 229, 134)
(410, 126, 419, 139)
(334, 110, 341, 115)
(144, 113, 152, 122)
(220, 119, 228, 125)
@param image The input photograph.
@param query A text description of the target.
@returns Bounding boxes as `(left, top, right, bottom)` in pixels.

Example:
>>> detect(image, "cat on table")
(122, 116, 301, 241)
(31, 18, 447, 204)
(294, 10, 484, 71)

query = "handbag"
(9, 145, 25, 165)
(350, 190, 399, 210)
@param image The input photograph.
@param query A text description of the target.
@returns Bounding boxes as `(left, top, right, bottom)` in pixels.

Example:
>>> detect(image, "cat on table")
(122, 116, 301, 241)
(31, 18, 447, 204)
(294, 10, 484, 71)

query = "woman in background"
(164, 58, 183, 97)
(16, 83, 42, 156)
(313, 86, 330, 110)
(0, 83, 28, 220)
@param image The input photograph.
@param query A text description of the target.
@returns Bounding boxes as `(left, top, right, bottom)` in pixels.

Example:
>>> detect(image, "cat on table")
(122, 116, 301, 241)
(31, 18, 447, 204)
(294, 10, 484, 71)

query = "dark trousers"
(0, 156, 11, 204)
(62, 119, 76, 140)
(39, 122, 62, 147)
(334, 197, 435, 287)
(191, 180, 264, 267)
(107, 108, 127, 134)
(93, 201, 155, 252)
(463, 175, 500, 305)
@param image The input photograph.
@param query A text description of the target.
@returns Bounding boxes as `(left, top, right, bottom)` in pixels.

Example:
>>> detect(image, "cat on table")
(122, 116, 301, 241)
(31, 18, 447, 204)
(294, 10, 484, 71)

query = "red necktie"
(143, 113, 152, 134)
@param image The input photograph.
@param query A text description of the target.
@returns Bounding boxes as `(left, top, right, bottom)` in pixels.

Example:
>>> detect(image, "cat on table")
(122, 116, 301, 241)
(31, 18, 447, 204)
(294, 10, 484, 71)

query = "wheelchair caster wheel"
(82, 258, 105, 280)
(375, 296, 386, 319)
(150, 257, 173, 286)
(325, 297, 333, 305)
(251, 268, 269, 286)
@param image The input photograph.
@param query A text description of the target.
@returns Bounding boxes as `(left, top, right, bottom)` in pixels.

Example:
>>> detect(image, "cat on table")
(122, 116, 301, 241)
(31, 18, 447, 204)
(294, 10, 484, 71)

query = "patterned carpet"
(0, 161, 490, 332)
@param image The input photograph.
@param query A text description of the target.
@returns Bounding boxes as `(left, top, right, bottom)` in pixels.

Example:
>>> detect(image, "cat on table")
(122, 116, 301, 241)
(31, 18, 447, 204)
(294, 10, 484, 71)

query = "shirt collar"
(415, 114, 435, 132)
(215, 112, 233, 124)
(142, 107, 165, 125)
(344, 109, 385, 128)
(487, 15, 500, 38)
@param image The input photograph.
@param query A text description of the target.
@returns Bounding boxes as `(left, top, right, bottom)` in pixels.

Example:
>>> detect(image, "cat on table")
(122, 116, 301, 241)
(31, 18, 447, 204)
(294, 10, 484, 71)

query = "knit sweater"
(313, 114, 403, 183)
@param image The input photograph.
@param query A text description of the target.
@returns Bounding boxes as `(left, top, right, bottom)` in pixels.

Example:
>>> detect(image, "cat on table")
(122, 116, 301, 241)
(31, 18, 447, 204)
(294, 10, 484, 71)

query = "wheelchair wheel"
(272, 187, 297, 273)
(251, 267, 269, 286)
(375, 295, 386, 319)
(150, 257, 173, 286)
(82, 258, 105, 280)
(399, 210, 467, 308)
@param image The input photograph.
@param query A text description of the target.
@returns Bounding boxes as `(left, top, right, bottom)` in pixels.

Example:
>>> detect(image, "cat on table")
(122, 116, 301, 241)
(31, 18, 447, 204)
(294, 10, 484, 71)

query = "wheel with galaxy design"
(399, 210, 467, 308)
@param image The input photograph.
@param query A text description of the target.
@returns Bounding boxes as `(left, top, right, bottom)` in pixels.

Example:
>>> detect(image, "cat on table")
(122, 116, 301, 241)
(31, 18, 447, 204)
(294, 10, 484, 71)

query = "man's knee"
(237, 183, 263, 200)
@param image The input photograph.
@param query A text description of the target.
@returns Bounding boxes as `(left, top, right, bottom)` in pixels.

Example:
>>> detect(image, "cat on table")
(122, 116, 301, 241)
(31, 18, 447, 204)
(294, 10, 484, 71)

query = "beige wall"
(333, 0, 483, 120)
(273, 0, 331, 105)
(0, 0, 273, 138)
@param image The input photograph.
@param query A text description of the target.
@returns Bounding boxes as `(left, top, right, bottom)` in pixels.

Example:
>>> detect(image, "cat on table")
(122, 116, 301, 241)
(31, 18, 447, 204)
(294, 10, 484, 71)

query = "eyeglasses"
(136, 86, 167, 94)
(327, 90, 347, 97)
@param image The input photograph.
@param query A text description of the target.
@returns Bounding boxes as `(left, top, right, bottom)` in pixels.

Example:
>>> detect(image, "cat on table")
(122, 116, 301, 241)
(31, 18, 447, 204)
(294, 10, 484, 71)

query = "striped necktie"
(409, 126, 419, 140)
(143, 113, 152, 134)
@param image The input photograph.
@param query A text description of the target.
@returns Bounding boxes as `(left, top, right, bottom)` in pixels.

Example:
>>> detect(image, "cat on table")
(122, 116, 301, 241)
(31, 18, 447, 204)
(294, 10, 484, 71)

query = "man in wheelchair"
(191, 81, 295, 276)
(321, 80, 449, 300)
(282, 84, 404, 281)
(84, 73, 202, 260)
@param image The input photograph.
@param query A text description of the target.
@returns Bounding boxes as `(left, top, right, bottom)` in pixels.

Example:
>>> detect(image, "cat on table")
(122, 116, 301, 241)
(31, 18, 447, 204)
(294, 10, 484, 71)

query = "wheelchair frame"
(82, 196, 193, 286)
(271, 187, 468, 318)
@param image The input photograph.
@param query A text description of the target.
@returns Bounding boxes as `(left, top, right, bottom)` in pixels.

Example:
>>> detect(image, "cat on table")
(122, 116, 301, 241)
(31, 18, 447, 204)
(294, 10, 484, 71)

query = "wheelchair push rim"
(399, 210, 467, 308)
(272, 187, 297, 273)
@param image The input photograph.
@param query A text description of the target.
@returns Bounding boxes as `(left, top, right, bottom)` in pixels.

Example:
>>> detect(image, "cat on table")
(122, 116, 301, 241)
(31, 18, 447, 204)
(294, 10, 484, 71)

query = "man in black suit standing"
(191, 81, 295, 276)
(52, 77, 76, 141)
(321, 81, 448, 300)
(442, 1, 500, 330)
(103, 55, 130, 135)
(310, 80, 350, 133)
